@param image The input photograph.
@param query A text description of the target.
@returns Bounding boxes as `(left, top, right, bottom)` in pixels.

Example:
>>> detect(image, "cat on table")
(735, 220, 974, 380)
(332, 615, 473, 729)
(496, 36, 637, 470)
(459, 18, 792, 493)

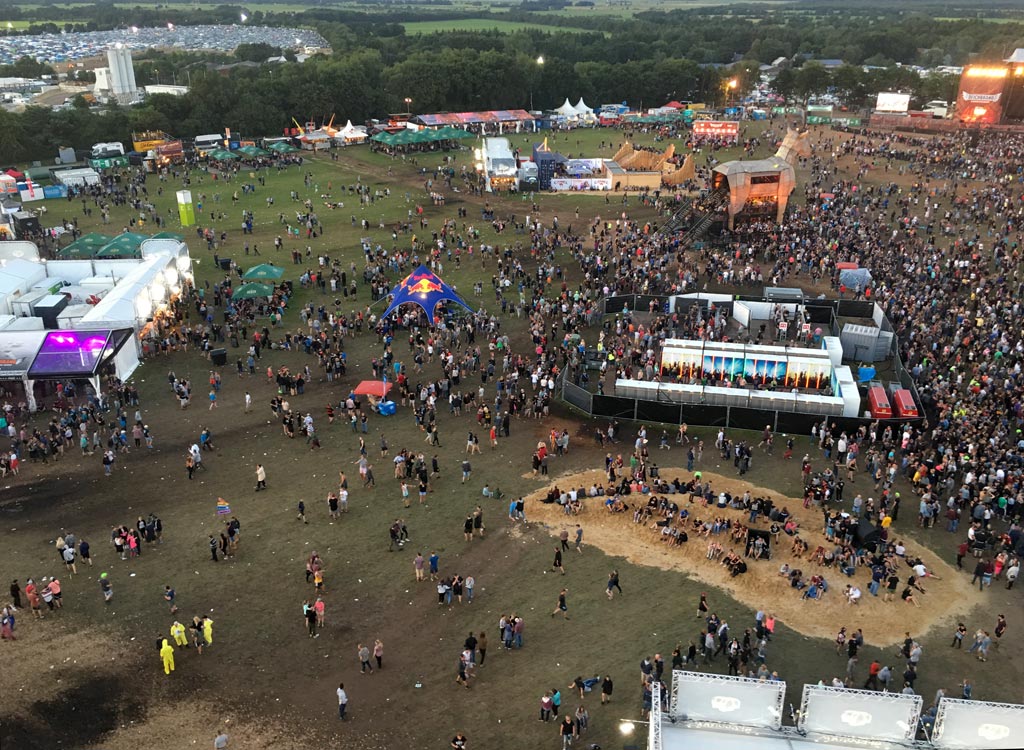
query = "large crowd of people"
(3, 121, 1023, 749)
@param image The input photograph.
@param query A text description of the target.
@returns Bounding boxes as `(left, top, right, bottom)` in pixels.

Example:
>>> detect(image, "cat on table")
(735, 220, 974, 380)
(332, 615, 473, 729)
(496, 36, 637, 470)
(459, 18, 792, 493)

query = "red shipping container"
(892, 389, 918, 418)
(868, 386, 892, 419)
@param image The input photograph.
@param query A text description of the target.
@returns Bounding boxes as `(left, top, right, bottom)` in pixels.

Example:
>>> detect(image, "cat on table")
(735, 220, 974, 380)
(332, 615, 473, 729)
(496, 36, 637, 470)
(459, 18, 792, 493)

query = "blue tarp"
(839, 268, 872, 291)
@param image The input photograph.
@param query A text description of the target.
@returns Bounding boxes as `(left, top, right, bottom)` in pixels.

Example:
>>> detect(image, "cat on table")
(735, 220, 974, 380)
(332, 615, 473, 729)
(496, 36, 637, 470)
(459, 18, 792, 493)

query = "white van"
(91, 142, 125, 158)
(194, 134, 223, 153)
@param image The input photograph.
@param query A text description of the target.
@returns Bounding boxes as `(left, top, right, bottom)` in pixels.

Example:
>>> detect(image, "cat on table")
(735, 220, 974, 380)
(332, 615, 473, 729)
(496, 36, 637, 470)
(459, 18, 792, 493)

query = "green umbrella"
(439, 126, 473, 140)
(390, 130, 417, 145)
(268, 141, 300, 153)
(238, 145, 270, 157)
(371, 131, 395, 144)
(232, 282, 274, 300)
(243, 263, 285, 281)
(208, 148, 239, 161)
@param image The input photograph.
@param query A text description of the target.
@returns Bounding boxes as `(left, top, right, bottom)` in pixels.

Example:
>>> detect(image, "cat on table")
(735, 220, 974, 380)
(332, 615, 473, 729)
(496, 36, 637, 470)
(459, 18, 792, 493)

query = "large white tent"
(0, 258, 47, 315)
(337, 120, 368, 142)
(574, 97, 594, 116)
(0, 239, 194, 408)
(554, 98, 578, 118)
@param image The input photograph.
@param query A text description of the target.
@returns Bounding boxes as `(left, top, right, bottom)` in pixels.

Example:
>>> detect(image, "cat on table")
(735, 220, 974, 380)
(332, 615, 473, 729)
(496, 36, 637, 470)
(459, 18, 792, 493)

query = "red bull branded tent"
(381, 264, 474, 321)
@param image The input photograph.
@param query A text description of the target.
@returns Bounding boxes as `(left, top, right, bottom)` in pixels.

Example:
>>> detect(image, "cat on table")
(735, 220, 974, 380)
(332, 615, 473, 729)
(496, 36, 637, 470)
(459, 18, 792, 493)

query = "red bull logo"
(405, 274, 443, 295)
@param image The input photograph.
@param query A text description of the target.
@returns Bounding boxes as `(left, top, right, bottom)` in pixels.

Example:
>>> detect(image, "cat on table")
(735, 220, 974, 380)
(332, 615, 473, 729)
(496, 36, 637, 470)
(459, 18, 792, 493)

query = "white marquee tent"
(554, 98, 578, 118)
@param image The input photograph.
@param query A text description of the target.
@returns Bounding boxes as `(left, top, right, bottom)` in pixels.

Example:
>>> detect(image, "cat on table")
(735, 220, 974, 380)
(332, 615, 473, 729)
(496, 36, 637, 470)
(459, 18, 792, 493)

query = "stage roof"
(662, 724, 909, 750)
(416, 110, 533, 126)
(714, 158, 793, 176)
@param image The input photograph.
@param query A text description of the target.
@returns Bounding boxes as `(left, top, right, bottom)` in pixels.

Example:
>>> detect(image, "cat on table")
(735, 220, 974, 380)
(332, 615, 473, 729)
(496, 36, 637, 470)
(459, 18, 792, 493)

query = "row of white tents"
(553, 98, 596, 121)
(0, 238, 193, 408)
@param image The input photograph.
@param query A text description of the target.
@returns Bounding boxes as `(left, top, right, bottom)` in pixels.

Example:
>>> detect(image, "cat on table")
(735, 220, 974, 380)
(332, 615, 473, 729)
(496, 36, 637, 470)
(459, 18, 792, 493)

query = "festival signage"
(692, 121, 740, 140)
(176, 190, 195, 227)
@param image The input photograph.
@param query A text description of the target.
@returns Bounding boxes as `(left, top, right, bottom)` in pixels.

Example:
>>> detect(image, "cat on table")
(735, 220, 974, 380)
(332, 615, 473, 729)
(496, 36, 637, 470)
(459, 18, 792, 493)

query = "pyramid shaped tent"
(338, 120, 368, 140)
(382, 264, 474, 321)
(554, 98, 578, 118)
(574, 98, 593, 116)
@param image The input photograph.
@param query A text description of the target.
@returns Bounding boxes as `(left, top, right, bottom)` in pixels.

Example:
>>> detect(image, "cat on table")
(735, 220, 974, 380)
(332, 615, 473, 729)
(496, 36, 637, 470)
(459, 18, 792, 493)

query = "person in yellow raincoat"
(203, 616, 214, 646)
(170, 620, 188, 647)
(160, 638, 175, 675)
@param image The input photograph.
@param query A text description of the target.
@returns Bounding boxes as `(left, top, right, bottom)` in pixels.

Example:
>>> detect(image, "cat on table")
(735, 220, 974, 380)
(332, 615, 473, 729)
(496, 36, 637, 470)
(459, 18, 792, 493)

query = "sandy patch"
(526, 468, 983, 646)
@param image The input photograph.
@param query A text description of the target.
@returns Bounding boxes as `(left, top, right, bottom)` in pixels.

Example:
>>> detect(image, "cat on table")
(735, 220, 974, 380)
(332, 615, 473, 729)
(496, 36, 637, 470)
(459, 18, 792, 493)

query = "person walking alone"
(336, 683, 348, 720)
(606, 570, 622, 599)
(551, 588, 570, 619)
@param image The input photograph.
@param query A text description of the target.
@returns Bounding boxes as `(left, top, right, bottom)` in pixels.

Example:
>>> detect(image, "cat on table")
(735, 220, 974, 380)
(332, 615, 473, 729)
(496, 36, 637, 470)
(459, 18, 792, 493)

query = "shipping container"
(868, 386, 893, 419)
(891, 389, 918, 419)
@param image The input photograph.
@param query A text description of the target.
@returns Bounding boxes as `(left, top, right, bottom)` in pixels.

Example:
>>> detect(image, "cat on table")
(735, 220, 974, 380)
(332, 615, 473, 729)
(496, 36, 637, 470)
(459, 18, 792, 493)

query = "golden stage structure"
(711, 129, 809, 228)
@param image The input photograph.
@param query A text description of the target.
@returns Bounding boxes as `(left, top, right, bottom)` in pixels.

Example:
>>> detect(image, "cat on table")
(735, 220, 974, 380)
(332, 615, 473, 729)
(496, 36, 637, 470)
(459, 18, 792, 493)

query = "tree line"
(0, 7, 1018, 161)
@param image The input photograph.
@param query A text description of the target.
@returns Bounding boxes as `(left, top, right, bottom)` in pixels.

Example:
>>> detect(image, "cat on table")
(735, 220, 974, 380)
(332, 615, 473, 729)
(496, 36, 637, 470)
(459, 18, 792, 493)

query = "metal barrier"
(561, 380, 593, 414)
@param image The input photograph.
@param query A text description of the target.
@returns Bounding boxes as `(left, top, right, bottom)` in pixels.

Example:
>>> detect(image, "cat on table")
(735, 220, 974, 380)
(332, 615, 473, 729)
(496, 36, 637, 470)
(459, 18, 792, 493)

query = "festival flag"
(216, 498, 231, 515)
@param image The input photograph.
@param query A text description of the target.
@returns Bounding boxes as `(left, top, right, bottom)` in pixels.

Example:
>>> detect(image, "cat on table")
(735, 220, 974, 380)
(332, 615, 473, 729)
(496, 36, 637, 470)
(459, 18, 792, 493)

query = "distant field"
(402, 18, 598, 34)
(534, 0, 791, 14)
(935, 15, 1024, 22)
(8, 2, 312, 12)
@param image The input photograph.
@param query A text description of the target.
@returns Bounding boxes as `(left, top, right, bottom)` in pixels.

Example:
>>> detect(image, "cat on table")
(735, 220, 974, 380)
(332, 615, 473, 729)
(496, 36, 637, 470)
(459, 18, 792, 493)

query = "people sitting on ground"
(844, 584, 862, 605)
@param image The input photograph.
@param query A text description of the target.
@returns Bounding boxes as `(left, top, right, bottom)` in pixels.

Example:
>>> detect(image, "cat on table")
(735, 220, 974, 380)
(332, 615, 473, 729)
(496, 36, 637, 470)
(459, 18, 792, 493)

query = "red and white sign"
(692, 120, 739, 140)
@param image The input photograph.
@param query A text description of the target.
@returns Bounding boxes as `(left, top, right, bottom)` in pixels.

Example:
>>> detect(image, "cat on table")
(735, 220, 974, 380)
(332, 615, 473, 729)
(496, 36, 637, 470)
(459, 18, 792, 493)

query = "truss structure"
(649, 680, 662, 750)
(669, 669, 785, 730)
(799, 684, 922, 742)
(932, 697, 1024, 749)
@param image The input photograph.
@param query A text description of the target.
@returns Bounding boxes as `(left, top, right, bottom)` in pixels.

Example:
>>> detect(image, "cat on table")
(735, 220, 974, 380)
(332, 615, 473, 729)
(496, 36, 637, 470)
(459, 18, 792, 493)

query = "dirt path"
(526, 468, 983, 646)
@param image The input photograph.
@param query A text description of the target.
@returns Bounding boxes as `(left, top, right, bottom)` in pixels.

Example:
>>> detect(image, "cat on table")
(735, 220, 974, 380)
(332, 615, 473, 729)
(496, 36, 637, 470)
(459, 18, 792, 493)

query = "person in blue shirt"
(428, 552, 439, 581)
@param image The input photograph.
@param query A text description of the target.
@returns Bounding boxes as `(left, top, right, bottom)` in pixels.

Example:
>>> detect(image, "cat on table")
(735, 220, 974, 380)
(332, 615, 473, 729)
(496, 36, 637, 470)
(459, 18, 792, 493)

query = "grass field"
(0, 123, 1020, 750)
(401, 18, 598, 34)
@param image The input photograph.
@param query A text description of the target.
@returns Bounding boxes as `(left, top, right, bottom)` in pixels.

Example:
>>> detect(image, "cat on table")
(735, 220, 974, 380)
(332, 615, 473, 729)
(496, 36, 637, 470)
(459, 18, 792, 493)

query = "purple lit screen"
(28, 330, 112, 377)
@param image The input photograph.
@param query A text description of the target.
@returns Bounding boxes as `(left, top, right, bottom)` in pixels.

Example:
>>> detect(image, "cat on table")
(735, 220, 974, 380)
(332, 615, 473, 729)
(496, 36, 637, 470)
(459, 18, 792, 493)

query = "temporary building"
(53, 168, 101, 187)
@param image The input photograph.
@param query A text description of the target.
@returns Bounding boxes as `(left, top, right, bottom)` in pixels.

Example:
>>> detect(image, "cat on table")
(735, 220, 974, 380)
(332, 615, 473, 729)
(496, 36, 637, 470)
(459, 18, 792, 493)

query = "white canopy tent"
(574, 98, 594, 118)
(0, 258, 47, 315)
(554, 98, 578, 118)
(337, 120, 368, 142)
(0, 241, 41, 262)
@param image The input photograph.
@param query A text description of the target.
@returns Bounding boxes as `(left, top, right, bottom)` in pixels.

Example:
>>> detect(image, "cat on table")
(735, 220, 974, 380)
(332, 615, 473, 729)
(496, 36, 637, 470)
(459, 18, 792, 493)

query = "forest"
(0, 5, 1019, 161)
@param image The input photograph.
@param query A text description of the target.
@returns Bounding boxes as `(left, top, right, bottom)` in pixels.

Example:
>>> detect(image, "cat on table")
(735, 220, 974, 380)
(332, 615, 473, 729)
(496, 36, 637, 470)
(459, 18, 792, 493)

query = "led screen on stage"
(743, 358, 786, 381)
(799, 685, 921, 742)
(671, 671, 784, 730)
(933, 698, 1024, 749)
(28, 331, 112, 378)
